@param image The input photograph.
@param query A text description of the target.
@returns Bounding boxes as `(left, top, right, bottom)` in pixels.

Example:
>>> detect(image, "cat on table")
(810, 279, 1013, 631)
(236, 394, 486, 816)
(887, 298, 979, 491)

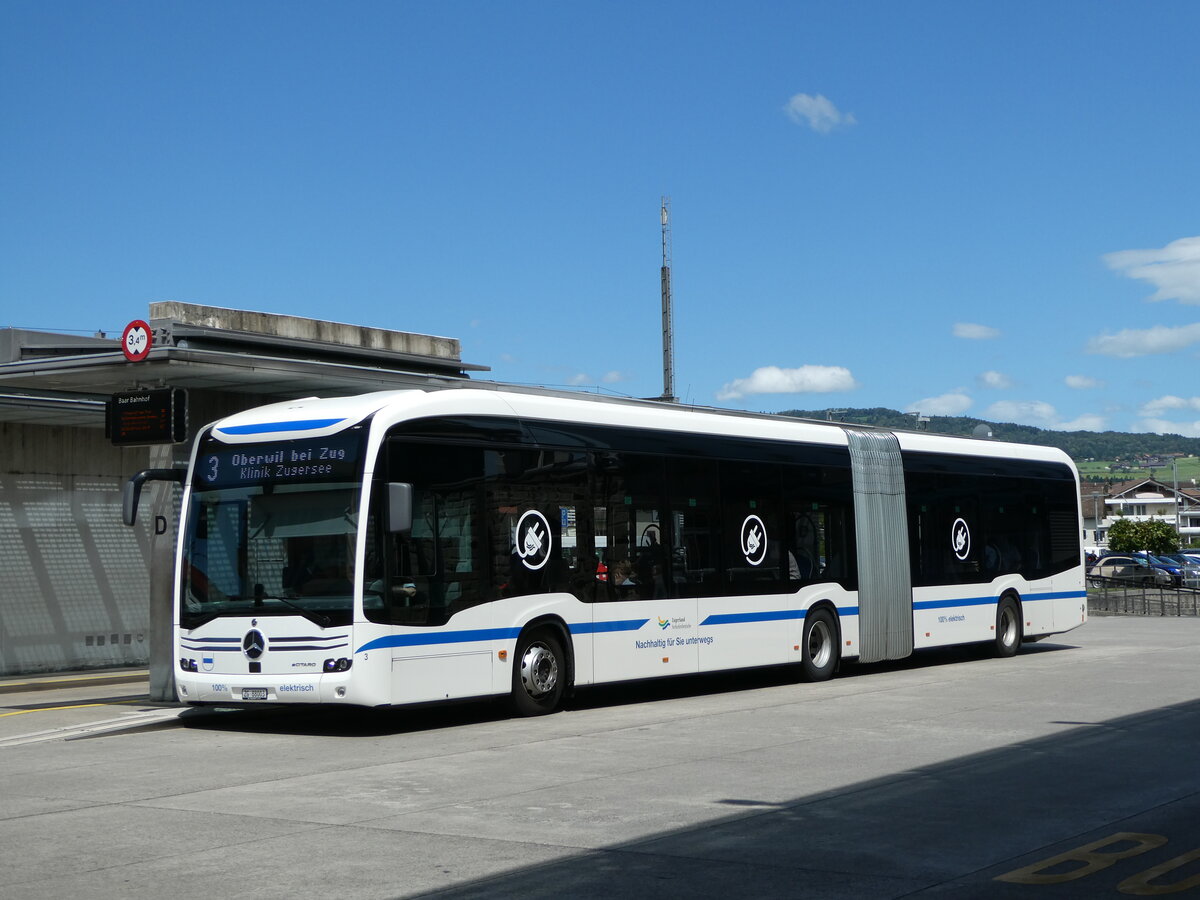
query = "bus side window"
(486, 448, 590, 600)
(783, 460, 856, 590)
(668, 457, 720, 597)
(366, 441, 487, 627)
(721, 460, 786, 595)
(594, 452, 666, 601)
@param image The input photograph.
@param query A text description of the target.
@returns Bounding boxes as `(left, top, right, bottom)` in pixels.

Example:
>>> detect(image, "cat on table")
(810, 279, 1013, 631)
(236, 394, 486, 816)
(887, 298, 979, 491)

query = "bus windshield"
(180, 429, 367, 630)
(181, 482, 360, 629)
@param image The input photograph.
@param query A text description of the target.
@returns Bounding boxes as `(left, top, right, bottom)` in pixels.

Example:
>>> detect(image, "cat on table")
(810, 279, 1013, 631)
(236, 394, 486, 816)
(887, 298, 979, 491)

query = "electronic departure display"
(107, 388, 188, 446)
(195, 431, 364, 488)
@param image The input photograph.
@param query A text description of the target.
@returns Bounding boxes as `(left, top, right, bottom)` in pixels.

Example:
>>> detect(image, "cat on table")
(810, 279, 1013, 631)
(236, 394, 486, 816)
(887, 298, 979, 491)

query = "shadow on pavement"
(414, 695, 1200, 899)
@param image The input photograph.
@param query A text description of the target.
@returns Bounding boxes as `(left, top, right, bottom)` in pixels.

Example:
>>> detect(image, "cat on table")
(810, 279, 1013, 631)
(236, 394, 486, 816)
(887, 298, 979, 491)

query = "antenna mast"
(660, 196, 676, 402)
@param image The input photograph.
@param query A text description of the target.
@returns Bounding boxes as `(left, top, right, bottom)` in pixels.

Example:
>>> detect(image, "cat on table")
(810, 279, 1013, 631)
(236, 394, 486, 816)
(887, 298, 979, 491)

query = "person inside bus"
(791, 514, 821, 581)
(283, 548, 316, 596)
(633, 536, 667, 600)
(610, 559, 636, 600)
(569, 553, 599, 602)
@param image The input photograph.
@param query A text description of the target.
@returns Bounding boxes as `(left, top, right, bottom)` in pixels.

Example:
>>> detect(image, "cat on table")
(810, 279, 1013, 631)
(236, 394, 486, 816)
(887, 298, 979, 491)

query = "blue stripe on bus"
(1026, 590, 1087, 601)
(355, 627, 521, 654)
(569, 618, 650, 635)
(216, 418, 347, 435)
(700, 610, 805, 626)
(913, 596, 999, 611)
(354, 619, 648, 653)
(696, 589, 1084, 627)
(914, 589, 1086, 611)
(178, 646, 242, 652)
(351, 591, 1083, 654)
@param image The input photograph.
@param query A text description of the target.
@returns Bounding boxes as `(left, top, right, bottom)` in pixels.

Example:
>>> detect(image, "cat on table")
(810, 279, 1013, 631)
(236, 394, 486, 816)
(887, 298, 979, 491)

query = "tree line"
(777, 407, 1200, 461)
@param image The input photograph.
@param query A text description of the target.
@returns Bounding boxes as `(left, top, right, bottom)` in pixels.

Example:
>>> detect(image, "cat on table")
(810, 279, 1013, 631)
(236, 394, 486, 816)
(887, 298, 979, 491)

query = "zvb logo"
(740, 515, 768, 566)
(515, 510, 552, 571)
(242, 629, 266, 660)
(951, 518, 971, 561)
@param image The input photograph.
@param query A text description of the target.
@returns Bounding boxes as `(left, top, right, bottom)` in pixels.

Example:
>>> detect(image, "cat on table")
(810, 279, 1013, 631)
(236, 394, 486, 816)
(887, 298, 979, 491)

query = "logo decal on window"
(741, 515, 768, 566)
(515, 510, 552, 571)
(952, 518, 971, 561)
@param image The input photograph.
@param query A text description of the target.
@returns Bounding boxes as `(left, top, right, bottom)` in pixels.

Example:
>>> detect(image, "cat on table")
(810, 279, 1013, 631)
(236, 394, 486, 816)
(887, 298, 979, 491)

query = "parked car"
(1129, 552, 1199, 587)
(1156, 554, 1200, 587)
(1088, 555, 1174, 587)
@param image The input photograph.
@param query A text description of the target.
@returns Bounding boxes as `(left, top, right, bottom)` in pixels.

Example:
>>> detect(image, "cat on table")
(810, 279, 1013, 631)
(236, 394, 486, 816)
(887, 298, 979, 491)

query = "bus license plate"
(241, 688, 268, 700)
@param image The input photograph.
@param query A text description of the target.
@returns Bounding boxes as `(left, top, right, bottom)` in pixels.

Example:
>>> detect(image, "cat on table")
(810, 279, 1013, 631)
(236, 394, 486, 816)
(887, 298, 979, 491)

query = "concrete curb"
(0, 670, 150, 695)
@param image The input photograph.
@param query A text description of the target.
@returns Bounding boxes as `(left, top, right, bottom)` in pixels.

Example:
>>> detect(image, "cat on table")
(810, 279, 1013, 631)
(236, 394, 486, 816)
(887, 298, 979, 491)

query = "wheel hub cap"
(520, 643, 558, 696)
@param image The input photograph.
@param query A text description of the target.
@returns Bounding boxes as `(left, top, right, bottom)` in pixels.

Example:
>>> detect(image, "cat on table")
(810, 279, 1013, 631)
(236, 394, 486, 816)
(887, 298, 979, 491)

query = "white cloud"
(1055, 414, 1107, 432)
(1134, 417, 1200, 438)
(985, 400, 1058, 425)
(953, 322, 1001, 340)
(905, 392, 973, 416)
(983, 400, 1107, 431)
(1086, 322, 1200, 357)
(567, 373, 591, 385)
(978, 370, 1012, 389)
(717, 365, 858, 401)
(783, 93, 856, 134)
(1140, 395, 1200, 416)
(1103, 236, 1200, 304)
(601, 371, 626, 384)
(1065, 374, 1103, 389)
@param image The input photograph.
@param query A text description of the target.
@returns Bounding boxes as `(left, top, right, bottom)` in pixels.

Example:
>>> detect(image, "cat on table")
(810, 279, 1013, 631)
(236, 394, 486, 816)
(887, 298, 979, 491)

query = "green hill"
(775, 406, 1200, 462)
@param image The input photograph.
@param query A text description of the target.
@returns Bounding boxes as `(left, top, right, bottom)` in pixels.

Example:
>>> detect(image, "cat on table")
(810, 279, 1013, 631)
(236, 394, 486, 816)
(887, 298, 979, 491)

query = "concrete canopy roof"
(0, 304, 488, 428)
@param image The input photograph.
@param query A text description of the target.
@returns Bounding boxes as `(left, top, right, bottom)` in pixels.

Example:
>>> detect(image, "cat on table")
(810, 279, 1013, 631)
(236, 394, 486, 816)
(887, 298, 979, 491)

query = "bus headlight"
(323, 657, 352, 672)
(179, 658, 198, 672)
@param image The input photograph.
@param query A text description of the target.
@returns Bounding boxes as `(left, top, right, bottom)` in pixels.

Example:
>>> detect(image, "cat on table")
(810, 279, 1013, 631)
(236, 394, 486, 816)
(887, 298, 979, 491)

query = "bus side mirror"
(123, 468, 187, 526)
(387, 482, 413, 534)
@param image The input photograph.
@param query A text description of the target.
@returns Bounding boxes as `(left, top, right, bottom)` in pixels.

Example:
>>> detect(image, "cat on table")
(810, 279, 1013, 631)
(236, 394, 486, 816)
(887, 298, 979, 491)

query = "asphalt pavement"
(2, 616, 1200, 899)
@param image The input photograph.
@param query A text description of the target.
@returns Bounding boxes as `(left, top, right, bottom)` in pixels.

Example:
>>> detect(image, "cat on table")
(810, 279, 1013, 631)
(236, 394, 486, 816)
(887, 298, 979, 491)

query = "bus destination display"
(198, 433, 362, 488)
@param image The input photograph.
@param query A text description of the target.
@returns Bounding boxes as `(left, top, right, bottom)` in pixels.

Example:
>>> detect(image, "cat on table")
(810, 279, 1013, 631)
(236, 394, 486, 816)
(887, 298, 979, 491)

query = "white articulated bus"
(144, 388, 1086, 714)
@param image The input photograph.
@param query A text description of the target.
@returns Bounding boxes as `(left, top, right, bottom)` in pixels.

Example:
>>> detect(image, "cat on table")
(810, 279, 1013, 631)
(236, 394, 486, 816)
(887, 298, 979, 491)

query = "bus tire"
(511, 628, 566, 716)
(800, 607, 838, 682)
(993, 595, 1022, 658)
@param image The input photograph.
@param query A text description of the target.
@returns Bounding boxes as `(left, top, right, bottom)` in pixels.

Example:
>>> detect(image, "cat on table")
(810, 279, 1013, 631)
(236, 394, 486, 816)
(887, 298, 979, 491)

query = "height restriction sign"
(121, 320, 152, 362)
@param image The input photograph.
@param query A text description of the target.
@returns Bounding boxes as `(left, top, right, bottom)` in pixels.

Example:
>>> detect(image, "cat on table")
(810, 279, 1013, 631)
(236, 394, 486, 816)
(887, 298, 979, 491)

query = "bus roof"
(205, 384, 1073, 466)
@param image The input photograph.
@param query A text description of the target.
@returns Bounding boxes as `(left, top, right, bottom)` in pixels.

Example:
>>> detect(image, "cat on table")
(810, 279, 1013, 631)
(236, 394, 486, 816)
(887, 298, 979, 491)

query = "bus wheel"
(512, 629, 566, 716)
(800, 608, 838, 682)
(993, 596, 1022, 658)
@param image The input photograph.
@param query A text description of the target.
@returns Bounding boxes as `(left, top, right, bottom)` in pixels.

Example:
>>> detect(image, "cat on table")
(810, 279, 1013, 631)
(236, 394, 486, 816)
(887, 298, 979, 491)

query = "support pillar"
(147, 442, 185, 701)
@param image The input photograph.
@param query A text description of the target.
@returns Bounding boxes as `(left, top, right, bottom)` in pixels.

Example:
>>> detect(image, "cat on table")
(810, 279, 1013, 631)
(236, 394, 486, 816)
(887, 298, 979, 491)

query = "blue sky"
(3, 2, 1200, 436)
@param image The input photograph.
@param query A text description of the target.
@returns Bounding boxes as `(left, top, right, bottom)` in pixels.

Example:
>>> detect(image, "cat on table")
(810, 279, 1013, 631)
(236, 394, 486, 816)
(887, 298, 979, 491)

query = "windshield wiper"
(183, 594, 333, 629)
(256, 595, 332, 628)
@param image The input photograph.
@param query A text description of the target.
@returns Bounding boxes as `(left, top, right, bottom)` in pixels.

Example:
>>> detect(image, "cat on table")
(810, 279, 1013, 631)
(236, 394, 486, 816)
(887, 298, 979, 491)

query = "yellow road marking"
(0, 699, 144, 718)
